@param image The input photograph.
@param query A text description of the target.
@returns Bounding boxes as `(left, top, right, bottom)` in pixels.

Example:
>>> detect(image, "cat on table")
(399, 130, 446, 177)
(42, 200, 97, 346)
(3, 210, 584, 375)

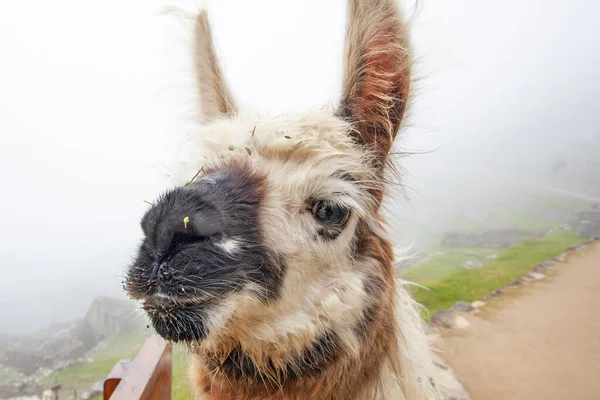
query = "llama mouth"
(142, 294, 215, 342)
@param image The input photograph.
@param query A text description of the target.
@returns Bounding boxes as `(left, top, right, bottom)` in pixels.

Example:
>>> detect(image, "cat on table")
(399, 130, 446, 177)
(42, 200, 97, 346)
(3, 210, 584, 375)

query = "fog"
(0, 0, 599, 335)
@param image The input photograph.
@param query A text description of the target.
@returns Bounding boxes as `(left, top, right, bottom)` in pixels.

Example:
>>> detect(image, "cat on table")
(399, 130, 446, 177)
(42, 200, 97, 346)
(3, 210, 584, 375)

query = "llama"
(124, 0, 442, 399)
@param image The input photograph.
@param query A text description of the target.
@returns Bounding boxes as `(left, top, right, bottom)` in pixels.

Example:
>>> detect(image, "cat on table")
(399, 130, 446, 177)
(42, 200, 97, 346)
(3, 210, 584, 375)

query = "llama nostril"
(158, 262, 173, 283)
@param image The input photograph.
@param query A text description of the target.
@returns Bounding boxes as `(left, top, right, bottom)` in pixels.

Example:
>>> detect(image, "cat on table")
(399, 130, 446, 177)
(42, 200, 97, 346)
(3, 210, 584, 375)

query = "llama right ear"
(194, 11, 237, 122)
(338, 0, 412, 165)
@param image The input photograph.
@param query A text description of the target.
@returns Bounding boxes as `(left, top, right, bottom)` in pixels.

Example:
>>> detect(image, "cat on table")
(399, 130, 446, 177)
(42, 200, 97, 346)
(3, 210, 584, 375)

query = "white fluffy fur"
(216, 237, 241, 254)
(164, 109, 443, 399)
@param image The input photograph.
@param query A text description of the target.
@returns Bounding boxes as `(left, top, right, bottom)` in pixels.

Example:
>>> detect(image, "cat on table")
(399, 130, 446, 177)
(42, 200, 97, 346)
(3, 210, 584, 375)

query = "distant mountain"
(1, 297, 137, 376)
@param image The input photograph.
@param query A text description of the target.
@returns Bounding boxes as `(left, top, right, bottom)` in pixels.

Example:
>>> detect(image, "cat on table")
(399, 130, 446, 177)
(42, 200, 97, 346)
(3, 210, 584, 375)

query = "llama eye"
(311, 201, 350, 225)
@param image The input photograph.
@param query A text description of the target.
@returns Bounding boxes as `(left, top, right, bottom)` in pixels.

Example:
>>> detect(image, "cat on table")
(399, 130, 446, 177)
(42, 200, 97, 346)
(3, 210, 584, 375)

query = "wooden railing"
(104, 335, 172, 400)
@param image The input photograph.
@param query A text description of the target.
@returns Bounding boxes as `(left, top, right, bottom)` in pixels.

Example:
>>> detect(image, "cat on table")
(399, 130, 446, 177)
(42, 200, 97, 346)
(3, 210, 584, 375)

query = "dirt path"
(433, 243, 600, 400)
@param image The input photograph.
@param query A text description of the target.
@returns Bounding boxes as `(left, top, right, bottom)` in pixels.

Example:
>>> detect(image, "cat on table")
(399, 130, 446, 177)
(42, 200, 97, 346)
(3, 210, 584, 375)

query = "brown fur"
(339, 0, 412, 164)
(188, 220, 399, 400)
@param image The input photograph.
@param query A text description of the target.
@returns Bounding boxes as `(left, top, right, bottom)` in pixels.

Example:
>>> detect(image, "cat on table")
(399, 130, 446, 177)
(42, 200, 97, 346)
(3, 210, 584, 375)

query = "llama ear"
(194, 11, 237, 121)
(338, 0, 411, 164)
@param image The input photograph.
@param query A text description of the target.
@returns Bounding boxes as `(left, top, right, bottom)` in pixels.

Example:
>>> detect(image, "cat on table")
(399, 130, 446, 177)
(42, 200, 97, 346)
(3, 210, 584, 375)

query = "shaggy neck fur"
(188, 224, 415, 400)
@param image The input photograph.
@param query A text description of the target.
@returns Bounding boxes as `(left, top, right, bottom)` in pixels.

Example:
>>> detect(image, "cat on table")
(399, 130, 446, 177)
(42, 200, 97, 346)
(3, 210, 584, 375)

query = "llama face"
(124, 111, 378, 344)
(125, 0, 412, 360)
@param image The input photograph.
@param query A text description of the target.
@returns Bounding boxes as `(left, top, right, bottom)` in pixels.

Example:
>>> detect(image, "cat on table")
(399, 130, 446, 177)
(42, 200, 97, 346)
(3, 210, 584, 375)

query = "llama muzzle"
(124, 163, 285, 342)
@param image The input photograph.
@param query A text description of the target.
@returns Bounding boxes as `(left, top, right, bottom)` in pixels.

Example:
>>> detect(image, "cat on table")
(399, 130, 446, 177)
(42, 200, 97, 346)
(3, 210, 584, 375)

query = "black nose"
(159, 207, 225, 257)
(142, 188, 225, 258)
(187, 209, 223, 239)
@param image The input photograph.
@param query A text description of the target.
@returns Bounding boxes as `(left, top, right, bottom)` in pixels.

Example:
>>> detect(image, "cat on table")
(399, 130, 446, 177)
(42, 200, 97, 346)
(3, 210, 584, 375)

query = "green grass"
(491, 207, 556, 230)
(440, 189, 595, 236)
(42, 322, 149, 396)
(400, 247, 499, 283)
(41, 321, 194, 399)
(172, 345, 192, 400)
(87, 321, 149, 361)
(42, 358, 122, 395)
(0, 365, 23, 383)
(407, 230, 582, 320)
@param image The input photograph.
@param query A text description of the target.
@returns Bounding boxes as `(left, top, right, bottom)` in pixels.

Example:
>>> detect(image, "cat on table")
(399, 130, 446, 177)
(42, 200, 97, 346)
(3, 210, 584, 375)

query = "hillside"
(398, 190, 599, 319)
(0, 297, 138, 399)
(39, 322, 192, 400)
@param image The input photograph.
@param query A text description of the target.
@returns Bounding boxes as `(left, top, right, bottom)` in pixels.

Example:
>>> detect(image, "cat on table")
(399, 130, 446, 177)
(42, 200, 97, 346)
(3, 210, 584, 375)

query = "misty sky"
(1, 0, 599, 334)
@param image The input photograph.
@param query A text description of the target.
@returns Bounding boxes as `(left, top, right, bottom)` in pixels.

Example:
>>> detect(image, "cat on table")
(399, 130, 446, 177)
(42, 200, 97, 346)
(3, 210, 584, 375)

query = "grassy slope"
(42, 322, 149, 395)
(172, 345, 192, 400)
(40, 322, 194, 399)
(0, 365, 23, 383)
(404, 230, 581, 320)
(400, 247, 499, 283)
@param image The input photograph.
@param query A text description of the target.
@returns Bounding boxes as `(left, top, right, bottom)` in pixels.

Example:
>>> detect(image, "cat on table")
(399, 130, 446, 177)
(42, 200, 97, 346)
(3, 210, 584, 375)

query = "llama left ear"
(194, 11, 237, 122)
(338, 0, 411, 165)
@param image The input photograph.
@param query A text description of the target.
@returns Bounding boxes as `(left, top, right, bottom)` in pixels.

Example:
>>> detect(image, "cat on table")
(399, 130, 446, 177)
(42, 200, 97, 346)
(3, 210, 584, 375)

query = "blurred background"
(0, 0, 598, 399)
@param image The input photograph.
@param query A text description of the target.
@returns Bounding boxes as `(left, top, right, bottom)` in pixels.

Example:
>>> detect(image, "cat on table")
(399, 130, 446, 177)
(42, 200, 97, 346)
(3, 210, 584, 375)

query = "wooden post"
(103, 359, 132, 399)
(50, 384, 61, 400)
(104, 335, 172, 400)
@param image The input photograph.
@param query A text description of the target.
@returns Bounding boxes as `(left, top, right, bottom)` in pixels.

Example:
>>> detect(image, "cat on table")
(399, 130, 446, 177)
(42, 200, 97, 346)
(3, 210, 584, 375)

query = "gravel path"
(433, 243, 600, 400)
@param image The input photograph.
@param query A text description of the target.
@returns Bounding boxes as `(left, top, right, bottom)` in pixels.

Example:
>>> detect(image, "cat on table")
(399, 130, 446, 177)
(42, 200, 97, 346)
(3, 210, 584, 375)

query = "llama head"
(124, 0, 411, 364)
